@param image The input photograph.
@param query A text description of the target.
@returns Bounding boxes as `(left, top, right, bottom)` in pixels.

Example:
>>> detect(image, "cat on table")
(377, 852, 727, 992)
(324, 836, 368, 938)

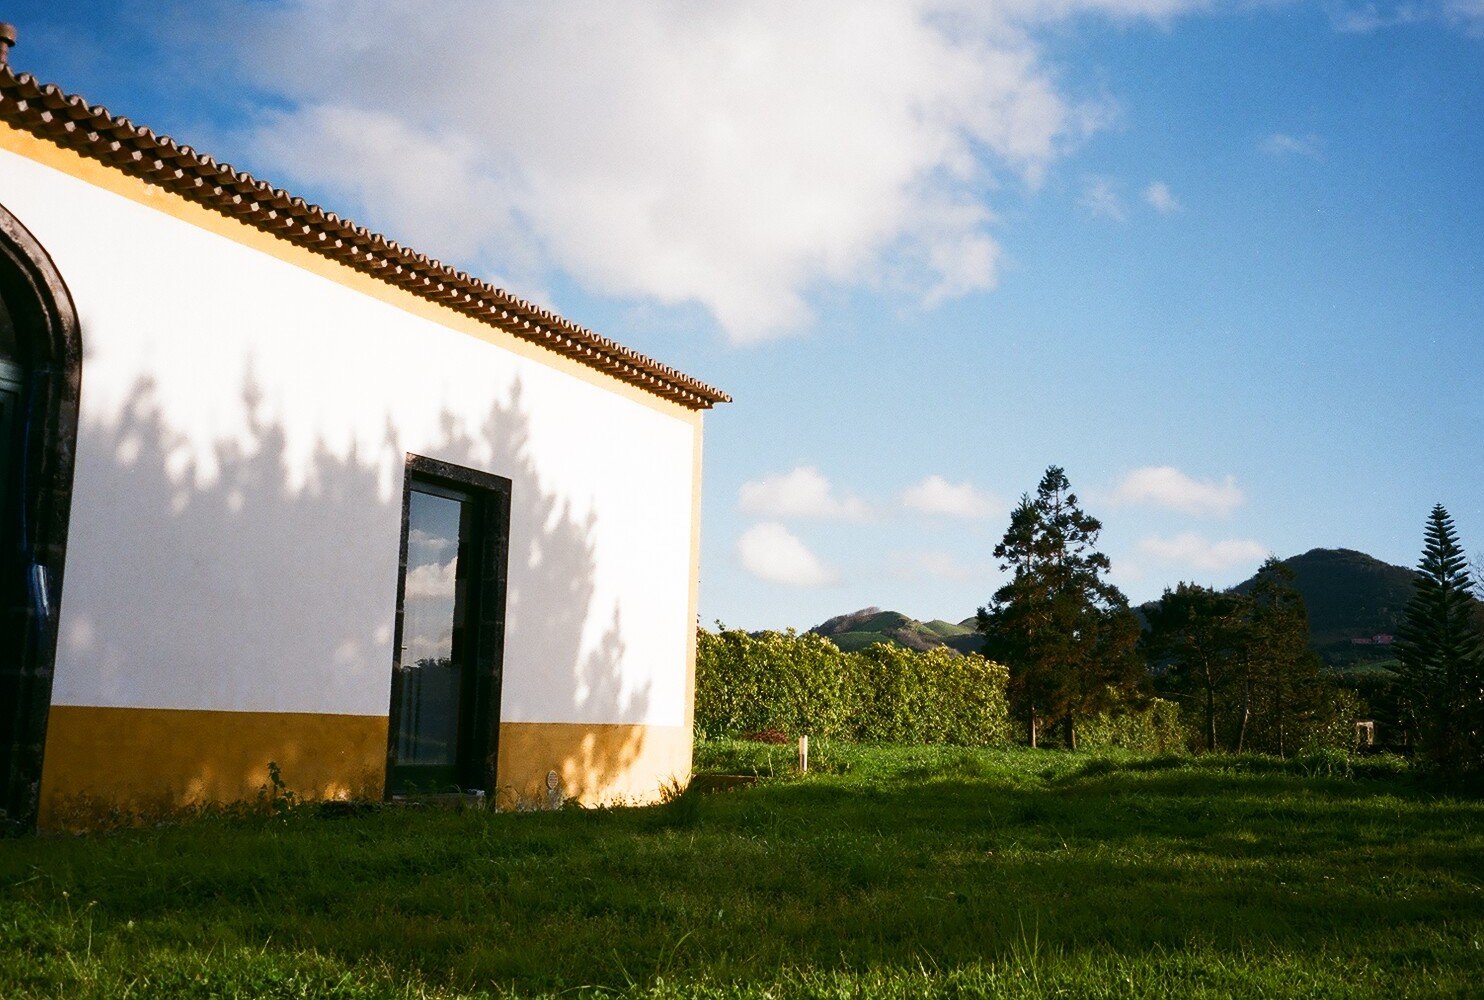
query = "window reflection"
(396, 488, 468, 766)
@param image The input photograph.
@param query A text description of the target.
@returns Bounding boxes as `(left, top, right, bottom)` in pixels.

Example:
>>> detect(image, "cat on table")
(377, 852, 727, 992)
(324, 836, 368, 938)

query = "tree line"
(692, 625, 1186, 753)
(978, 467, 1484, 782)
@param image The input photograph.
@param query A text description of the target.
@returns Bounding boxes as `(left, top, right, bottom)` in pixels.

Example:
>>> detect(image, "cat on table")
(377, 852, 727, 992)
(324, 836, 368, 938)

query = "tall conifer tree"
(1396, 505, 1484, 780)
(978, 466, 1144, 747)
(1240, 558, 1327, 756)
(1145, 583, 1245, 752)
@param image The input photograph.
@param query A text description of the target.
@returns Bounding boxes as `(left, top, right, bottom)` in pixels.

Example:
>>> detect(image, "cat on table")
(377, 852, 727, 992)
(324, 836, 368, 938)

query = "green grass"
(1, 744, 1480, 998)
(920, 619, 976, 638)
(1324, 657, 1401, 677)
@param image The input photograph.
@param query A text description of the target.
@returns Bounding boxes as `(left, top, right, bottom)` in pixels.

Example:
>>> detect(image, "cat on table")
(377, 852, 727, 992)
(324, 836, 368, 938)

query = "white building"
(0, 58, 726, 830)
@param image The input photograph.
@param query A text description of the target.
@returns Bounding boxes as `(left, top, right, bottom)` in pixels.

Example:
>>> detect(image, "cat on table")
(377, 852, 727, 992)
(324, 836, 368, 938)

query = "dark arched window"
(0, 290, 17, 358)
(0, 200, 81, 834)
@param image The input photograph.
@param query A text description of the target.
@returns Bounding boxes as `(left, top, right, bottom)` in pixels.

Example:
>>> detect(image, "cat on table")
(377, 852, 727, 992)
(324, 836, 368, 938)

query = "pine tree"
(1396, 505, 1484, 780)
(1240, 558, 1327, 757)
(1144, 583, 1246, 752)
(977, 466, 1145, 747)
(977, 497, 1052, 745)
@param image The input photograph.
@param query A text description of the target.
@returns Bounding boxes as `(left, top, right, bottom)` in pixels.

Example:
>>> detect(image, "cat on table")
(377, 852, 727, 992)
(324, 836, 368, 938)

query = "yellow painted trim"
(494, 721, 691, 809)
(39, 705, 386, 830)
(37, 707, 692, 828)
(0, 121, 703, 427)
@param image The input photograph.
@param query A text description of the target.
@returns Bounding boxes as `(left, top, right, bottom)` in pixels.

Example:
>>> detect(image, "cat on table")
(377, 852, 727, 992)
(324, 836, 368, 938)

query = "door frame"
(385, 454, 511, 797)
(0, 200, 82, 834)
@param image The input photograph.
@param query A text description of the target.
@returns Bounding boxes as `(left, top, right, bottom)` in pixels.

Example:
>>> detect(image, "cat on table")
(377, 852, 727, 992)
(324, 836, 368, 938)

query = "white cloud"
(1260, 132, 1323, 158)
(403, 558, 459, 661)
(739, 466, 870, 521)
(404, 559, 457, 600)
(217, 0, 1212, 343)
(408, 528, 456, 561)
(736, 523, 838, 588)
(1326, 2, 1418, 31)
(1326, 0, 1484, 34)
(404, 628, 454, 663)
(1110, 466, 1245, 517)
(1137, 533, 1268, 572)
(1143, 180, 1181, 214)
(901, 475, 1003, 519)
(1081, 175, 1127, 221)
(1446, 0, 1484, 34)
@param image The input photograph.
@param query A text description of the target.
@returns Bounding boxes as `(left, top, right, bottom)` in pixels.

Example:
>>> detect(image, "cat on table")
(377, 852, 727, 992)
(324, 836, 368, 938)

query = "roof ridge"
(0, 67, 729, 409)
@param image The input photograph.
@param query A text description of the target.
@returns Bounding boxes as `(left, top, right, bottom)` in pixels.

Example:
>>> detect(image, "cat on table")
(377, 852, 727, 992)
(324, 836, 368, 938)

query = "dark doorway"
(386, 455, 510, 797)
(0, 334, 25, 685)
(0, 202, 81, 833)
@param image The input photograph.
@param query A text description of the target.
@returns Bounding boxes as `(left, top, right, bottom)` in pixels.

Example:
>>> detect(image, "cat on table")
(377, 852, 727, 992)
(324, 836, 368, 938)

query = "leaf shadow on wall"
(46, 372, 652, 826)
(428, 383, 653, 807)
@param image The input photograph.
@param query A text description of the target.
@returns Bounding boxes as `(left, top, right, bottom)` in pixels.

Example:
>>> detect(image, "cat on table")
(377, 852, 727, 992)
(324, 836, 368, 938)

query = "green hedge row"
(695, 628, 1012, 747)
(1077, 693, 1184, 754)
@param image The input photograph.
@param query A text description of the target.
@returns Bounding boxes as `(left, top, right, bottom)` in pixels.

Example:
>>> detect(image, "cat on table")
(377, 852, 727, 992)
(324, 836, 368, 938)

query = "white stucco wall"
(0, 145, 700, 729)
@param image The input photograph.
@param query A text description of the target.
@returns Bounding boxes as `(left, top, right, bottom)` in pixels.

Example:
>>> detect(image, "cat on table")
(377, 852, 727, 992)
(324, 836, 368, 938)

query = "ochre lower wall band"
(494, 721, 692, 810)
(38, 707, 692, 829)
(38, 705, 388, 829)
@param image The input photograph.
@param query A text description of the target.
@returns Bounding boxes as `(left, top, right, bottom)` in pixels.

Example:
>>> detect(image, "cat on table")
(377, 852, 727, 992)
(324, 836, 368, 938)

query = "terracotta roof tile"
(0, 67, 729, 410)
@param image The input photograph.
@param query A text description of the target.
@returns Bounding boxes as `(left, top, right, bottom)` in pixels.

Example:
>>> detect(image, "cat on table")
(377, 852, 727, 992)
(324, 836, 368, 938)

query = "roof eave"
(0, 67, 730, 410)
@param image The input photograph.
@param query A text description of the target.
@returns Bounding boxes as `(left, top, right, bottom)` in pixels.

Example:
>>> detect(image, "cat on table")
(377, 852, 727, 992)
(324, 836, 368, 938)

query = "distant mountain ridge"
(806, 548, 1424, 664)
(809, 608, 984, 654)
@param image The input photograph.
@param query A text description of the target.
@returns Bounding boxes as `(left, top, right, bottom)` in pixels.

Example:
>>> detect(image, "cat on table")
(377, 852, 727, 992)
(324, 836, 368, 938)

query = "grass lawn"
(1, 743, 1480, 997)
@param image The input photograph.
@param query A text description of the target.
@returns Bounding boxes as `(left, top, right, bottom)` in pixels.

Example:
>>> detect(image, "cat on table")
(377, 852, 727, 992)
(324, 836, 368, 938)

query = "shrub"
(1077, 693, 1184, 754)
(1304, 685, 1366, 753)
(695, 628, 858, 739)
(852, 644, 1010, 745)
(695, 628, 1011, 747)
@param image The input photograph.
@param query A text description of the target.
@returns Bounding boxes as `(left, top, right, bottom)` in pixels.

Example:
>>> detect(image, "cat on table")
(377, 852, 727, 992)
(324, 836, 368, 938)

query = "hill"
(809, 608, 985, 654)
(810, 548, 1439, 665)
(1229, 548, 1417, 666)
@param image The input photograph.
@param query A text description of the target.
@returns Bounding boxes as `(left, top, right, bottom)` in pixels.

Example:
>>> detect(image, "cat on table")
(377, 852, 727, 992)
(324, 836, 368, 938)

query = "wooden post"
(798, 734, 809, 773)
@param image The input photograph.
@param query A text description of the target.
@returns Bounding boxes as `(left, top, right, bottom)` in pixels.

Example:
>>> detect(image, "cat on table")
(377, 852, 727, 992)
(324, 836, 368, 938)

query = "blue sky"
(13, 2, 1483, 629)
